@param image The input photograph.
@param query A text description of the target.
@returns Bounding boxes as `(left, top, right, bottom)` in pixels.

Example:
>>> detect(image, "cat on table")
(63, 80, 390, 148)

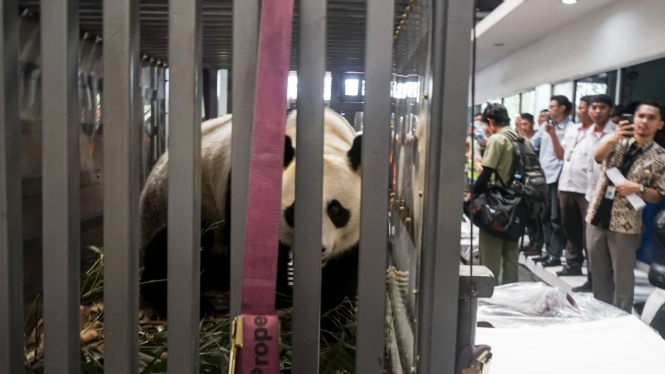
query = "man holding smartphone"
(530, 96, 573, 267)
(586, 101, 665, 313)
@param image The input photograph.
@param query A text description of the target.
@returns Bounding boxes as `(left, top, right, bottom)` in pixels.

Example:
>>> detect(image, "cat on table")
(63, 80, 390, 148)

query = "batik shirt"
(586, 138, 665, 234)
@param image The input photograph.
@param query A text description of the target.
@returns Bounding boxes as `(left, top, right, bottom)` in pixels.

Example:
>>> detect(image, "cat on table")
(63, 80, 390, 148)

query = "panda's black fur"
(139, 108, 362, 317)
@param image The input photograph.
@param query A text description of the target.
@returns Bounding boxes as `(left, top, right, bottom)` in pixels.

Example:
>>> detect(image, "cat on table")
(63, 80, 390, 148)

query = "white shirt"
(530, 117, 572, 184)
(559, 123, 594, 194)
(585, 120, 617, 201)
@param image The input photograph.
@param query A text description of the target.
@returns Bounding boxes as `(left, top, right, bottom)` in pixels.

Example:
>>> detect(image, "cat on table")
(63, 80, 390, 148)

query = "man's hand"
(612, 120, 634, 142)
(466, 193, 471, 201)
(544, 122, 557, 138)
(615, 180, 641, 196)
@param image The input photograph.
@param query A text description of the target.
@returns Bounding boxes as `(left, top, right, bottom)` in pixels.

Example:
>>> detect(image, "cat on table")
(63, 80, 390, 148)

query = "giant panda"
(139, 107, 362, 316)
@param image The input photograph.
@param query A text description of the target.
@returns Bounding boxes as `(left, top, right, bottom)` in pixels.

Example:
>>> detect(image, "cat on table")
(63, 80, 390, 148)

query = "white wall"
(475, 0, 665, 103)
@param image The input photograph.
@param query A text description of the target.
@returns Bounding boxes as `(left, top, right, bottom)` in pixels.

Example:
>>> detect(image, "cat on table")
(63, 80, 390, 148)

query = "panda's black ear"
(347, 134, 362, 171)
(284, 135, 295, 168)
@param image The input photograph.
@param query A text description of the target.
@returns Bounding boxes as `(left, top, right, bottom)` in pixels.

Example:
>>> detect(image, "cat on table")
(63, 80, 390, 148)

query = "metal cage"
(0, 0, 473, 373)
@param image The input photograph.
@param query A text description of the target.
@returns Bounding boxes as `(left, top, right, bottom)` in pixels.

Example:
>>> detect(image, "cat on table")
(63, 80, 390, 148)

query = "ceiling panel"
(475, 0, 620, 70)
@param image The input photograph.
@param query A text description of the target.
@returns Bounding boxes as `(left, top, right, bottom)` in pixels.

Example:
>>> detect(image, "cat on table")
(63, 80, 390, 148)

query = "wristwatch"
(639, 184, 645, 196)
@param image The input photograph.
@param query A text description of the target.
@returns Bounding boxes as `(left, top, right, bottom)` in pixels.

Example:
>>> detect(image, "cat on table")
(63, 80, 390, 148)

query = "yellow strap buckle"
(228, 316, 243, 374)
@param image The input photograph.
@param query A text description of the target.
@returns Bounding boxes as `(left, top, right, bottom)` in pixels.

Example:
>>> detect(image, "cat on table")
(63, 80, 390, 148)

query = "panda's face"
(279, 134, 362, 262)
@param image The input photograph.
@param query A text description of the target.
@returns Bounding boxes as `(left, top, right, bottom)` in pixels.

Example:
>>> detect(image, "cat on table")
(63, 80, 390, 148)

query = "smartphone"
(546, 113, 556, 131)
(621, 114, 634, 138)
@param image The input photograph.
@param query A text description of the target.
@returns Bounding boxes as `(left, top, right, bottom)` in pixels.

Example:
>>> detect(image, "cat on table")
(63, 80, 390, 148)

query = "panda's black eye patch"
(284, 202, 295, 227)
(327, 200, 350, 228)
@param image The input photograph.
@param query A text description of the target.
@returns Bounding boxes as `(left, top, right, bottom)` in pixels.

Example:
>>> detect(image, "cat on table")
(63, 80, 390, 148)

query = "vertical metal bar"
(230, 0, 259, 319)
(168, 0, 202, 372)
(0, 1, 23, 373)
(355, 0, 393, 371)
(417, 0, 473, 373)
(41, 0, 80, 373)
(103, 0, 140, 372)
(291, 0, 326, 372)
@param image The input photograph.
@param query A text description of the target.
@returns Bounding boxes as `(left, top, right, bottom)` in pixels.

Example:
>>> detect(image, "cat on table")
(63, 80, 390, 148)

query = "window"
(345, 79, 359, 96)
(520, 90, 535, 116)
(285, 71, 333, 101)
(324, 74, 332, 101)
(340, 72, 364, 102)
(534, 84, 552, 115)
(574, 71, 617, 121)
(552, 81, 574, 101)
(287, 71, 298, 100)
(502, 94, 520, 127)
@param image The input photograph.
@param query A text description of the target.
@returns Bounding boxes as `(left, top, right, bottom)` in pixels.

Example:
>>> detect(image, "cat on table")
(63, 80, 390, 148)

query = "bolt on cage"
(0, 0, 475, 373)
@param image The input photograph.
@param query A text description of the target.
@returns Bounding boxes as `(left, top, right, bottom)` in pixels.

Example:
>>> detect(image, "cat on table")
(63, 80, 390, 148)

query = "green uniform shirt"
(481, 126, 515, 187)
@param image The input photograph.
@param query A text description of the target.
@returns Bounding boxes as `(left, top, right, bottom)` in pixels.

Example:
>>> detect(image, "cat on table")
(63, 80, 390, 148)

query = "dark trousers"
(543, 182, 566, 258)
(587, 224, 641, 313)
(525, 217, 544, 251)
(560, 191, 592, 282)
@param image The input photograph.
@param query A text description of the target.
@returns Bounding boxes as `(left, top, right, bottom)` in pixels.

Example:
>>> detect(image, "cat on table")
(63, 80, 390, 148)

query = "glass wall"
(552, 81, 574, 101)
(502, 94, 521, 127)
(573, 70, 617, 121)
(520, 90, 535, 117)
(534, 84, 552, 116)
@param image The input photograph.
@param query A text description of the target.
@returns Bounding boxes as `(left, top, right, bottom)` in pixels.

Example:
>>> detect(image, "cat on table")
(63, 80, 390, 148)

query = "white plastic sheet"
(461, 215, 479, 262)
(477, 282, 627, 328)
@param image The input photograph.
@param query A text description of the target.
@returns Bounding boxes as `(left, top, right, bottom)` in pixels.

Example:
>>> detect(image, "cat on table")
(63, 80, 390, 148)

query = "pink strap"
(235, 314, 280, 374)
(237, 0, 294, 372)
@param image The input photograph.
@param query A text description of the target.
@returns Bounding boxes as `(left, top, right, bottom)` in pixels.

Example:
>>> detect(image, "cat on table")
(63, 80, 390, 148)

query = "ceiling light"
(561, 0, 578, 4)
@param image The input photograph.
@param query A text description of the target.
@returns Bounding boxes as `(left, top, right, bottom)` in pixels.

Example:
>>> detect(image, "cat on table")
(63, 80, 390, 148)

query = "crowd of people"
(466, 95, 665, 313)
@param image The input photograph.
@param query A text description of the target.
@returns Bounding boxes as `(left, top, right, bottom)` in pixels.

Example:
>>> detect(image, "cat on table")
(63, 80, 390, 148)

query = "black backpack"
(468, 187, 525, 241)
(499, 132, 548, 220)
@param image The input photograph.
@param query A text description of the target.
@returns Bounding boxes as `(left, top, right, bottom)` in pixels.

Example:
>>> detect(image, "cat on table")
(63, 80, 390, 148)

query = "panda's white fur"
(139, 113, 235, 258)
(280, 108, 361, 261)
(139, 107, 361, 296)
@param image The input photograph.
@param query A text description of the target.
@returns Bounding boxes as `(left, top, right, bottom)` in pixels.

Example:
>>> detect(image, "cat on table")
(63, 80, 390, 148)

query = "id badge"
(605, 186, 616, 200)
